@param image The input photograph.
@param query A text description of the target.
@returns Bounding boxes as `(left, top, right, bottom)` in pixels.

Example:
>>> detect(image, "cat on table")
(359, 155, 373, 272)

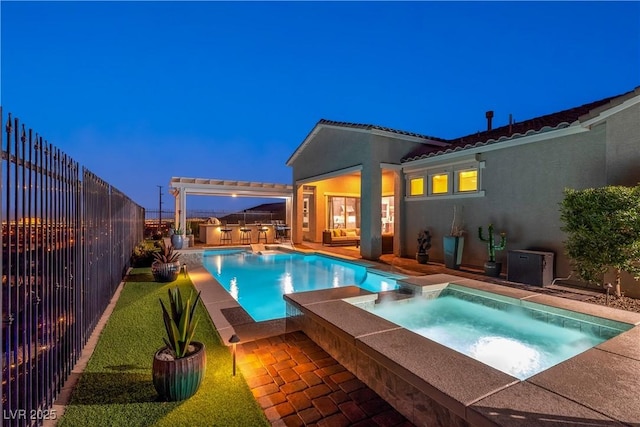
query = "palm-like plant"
(160, 287, 202, 358)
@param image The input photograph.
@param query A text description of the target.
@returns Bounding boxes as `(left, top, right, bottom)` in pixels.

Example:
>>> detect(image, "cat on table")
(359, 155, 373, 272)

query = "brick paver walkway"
(238, 331, 414, 427)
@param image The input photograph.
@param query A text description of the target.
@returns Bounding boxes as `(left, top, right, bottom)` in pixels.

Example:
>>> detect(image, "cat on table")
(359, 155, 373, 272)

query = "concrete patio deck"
(184, 242, 640, 426)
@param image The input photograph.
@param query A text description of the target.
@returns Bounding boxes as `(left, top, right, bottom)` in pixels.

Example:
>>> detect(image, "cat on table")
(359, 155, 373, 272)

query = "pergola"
(169, 177, 294, 235)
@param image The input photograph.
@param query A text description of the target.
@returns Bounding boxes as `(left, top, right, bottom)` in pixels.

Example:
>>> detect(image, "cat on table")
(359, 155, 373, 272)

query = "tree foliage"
(560, 185, 640, 285)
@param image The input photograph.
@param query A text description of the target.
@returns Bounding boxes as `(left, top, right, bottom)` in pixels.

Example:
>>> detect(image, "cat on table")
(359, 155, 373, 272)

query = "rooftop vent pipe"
(485, 110, 494, 131)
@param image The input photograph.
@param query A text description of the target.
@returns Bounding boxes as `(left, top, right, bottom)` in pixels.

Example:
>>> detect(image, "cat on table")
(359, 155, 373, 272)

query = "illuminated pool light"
(469, 336, 541, 378)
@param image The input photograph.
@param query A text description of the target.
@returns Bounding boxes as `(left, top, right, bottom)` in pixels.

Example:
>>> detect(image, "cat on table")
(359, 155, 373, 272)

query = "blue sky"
(2, 1, 639, 213)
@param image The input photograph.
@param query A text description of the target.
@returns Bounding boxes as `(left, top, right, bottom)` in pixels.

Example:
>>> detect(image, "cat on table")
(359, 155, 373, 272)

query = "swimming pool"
(203, 250, 402, 321)
(364, 284, 631, 379)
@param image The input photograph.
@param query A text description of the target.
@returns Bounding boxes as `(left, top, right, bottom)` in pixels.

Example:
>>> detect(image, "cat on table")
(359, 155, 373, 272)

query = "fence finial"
(21, 124, 27, 143)
(5, 112, 12, 134)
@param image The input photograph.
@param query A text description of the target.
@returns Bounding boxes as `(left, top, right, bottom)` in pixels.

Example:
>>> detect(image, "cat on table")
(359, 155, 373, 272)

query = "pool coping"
(284, 275, 640, 426)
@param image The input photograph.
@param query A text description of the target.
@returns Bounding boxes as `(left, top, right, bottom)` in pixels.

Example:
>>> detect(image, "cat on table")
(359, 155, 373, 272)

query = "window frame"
(302, 195, 310, 231)
(455, 167, 479, 193)
(327, 195, 360, 229)
(408, 176, 424, 196)
(428, 168, 451, 196)
(405, 159, 485, 201)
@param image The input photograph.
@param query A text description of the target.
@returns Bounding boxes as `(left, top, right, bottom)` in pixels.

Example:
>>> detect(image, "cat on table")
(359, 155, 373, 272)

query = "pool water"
(366, 285, 630, 379)
(203, 250, 401, 321)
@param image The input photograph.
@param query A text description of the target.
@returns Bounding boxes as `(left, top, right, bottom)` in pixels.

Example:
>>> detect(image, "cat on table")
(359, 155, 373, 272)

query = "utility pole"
(157, 185, 163, 233)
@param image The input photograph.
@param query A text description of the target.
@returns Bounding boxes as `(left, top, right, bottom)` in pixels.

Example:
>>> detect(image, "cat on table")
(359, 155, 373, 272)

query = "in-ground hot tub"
(363, 283, 630, 379)
(284, 274, 640, 427)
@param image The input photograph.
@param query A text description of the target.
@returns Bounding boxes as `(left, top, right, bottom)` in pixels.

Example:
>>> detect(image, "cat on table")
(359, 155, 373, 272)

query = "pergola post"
(173, 189, 180, 230)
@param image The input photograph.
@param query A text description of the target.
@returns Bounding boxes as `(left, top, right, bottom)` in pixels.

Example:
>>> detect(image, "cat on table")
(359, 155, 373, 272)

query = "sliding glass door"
(328, 196, 360, 229)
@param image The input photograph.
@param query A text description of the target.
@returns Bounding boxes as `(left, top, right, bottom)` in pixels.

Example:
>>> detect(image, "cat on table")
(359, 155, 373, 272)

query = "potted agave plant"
(151, 245, 181, 282)
(478, 223, 507, 277)
(152, 287, 206, 401)
(416, 229, 432, 264)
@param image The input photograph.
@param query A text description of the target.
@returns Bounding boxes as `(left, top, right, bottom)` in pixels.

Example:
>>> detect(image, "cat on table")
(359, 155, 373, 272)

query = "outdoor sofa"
(322, 228, 360, 247)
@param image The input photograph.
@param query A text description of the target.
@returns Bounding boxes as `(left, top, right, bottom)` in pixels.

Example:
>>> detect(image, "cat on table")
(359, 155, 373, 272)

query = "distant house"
(287, 87, 640, 292)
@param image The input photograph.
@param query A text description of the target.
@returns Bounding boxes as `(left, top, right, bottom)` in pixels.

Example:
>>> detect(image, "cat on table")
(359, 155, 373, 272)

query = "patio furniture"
(274, 221, 291, 243)
(257, 224, 268, 243)
(322, 228, 360, 247)
(239, 220, 252, 244)
(220, 220, 232, 245)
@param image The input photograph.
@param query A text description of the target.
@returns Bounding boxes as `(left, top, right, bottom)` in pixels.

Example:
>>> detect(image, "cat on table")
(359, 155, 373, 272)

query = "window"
(409, 178, 424, 196)
(302, 196, 310, 231)
(405, 159, 484, 200)
(328, 196, 360, 229)
(430, 173, 448, 194)
(381, 196, 394, 234)
(457, 169, 478, 192)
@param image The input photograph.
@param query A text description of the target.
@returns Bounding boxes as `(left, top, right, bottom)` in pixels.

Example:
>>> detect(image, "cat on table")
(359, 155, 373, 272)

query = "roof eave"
(287, 120, 448, 166)
(579, 88, 640, 129)
(401, 123, 586, 168)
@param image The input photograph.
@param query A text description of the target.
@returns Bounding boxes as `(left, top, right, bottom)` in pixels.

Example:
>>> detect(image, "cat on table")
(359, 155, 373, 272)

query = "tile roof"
(401, 87, 639, 162)
(286, 117, 449, 166)
(317, 118, 448, 143)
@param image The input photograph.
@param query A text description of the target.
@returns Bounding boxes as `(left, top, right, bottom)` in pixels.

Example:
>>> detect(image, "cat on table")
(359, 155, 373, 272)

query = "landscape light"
(228, 334, 240, 376)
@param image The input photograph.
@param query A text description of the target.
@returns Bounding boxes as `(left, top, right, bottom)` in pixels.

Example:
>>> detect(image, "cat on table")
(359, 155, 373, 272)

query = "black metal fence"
(1, 109, 144, 426)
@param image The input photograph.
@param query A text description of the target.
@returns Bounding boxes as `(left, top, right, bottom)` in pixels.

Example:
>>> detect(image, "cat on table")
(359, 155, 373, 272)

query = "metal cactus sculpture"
(478, 224, 506, 262)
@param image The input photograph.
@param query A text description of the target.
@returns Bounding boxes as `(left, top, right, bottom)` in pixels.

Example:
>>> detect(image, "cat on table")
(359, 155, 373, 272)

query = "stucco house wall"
(289, 123, 433, 258)
(289, 89, 638, 292)
(290, 126, 427, 183)
(605, 102, 640, 186)
(291, 127, 371, 182)
(404, 125, 607, 278)
(403, 99, 639, 294)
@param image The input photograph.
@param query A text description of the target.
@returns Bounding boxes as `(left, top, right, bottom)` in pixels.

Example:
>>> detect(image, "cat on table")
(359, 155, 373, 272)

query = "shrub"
(560, 185, 640, 296)
(131, 241, 162, 267)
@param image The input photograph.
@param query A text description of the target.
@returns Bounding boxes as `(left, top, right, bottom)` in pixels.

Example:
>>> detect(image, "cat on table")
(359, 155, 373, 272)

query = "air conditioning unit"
(507, 250, 554, 286)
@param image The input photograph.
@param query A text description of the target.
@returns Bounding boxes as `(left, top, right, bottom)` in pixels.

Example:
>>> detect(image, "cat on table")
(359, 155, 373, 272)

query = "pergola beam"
(169, 176, 294, 242)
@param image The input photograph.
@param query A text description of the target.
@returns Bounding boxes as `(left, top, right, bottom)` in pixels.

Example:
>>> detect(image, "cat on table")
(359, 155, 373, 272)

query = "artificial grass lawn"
(59, 268, 269, 427)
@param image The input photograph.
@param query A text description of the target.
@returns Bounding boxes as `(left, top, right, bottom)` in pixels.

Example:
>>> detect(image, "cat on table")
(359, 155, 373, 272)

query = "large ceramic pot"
(152, 261, 180, 282)
(484, 261, 502, 277)
(416, 253, 429, 264)
(171, 234, 184, 250)
(153, 342, 206, 401)
(443, 236, 464, 270)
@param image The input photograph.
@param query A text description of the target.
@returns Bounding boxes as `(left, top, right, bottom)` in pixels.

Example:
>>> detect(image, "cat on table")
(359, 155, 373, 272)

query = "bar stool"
(239, 220, 252, 244)
(274, 220, 282, 242)
(257, 224, 268, 243)
(220, 220, 232, 245)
